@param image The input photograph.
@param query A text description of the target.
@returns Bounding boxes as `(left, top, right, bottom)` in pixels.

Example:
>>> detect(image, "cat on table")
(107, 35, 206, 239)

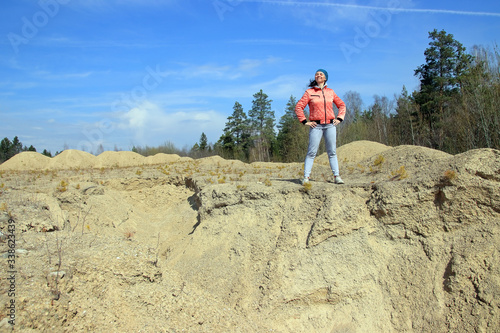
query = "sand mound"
(197, 155, 228, 165)
(361, 144, 452, 173)
(49, 149, 96, 169)
(144, 153, 181, 165)
(459, 148, 500, 181)
(338, 140, 391, 163)
(198, 155, 247, 168)
(315, 140, 390, 166)
(369, 144, 450, 163)
(95, 151, 145, 168)
(0, 151, 51, 171)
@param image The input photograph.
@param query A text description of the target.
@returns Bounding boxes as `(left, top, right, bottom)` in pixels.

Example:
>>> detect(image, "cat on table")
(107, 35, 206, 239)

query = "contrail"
(240, 0, 500, 17)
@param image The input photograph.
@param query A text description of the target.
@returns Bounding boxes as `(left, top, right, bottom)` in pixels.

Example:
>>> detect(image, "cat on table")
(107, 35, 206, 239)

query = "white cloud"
(123, 106, 149, 129)
(119, 101, 162, 139)
(117, 101, 226, 148)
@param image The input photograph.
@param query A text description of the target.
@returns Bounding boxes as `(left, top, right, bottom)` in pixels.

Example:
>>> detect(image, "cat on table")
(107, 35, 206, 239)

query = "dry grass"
(56, 180, 69, 192)
(390, 166, 408, 181)
(301, 182, 312, 193)
(443, 170, 457, 181)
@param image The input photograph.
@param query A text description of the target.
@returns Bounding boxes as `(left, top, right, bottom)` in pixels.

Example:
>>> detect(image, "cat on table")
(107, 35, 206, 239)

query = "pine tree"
(413, 29, 472, 148)
(215, 132, 234, 159)
(226, 102, 250, 149)
(199, 132, 208, 151)
(0, 136, 23, 163)
(11, 136, 23, 154)
(0, 137, 12, 162)
(248, 90, 276, 161)
(217, 101, 251, 160)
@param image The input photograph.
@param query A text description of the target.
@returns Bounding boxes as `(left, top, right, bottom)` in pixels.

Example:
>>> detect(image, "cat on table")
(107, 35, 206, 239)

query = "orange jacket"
(295, 85, 346, 124)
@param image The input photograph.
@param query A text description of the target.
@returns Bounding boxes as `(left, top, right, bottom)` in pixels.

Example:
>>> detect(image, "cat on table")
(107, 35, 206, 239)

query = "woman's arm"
(332, 91, 346, 121)
(295, 91, 310, 124)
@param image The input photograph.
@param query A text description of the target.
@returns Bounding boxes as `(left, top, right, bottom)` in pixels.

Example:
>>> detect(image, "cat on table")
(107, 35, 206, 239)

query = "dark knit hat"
(316, 69, 328, 81)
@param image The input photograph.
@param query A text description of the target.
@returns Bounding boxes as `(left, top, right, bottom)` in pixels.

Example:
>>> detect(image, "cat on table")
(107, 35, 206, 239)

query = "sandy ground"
(0, 140, 499, 332)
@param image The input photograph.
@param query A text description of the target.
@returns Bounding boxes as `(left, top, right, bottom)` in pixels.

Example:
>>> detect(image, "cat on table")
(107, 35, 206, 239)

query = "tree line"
(191, 29, 499, 161)
(388, 30, 499, 153)
(0, 136, 53, 164)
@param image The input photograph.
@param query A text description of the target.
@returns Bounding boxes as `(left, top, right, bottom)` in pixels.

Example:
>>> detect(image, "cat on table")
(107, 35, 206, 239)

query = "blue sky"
(1, 0, 499, 154)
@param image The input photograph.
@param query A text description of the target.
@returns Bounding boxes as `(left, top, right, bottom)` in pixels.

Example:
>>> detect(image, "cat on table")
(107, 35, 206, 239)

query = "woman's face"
(315, 71, 326, 84)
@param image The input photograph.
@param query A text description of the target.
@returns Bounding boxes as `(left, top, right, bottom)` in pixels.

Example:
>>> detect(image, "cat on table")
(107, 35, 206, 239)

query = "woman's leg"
(304, 125, 323, 179)
(323, 124, 340, 176)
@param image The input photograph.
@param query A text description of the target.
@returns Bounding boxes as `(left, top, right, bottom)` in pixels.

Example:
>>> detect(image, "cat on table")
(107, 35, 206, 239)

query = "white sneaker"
(301, 177, 310, 185)
(334, 176, 344, 184)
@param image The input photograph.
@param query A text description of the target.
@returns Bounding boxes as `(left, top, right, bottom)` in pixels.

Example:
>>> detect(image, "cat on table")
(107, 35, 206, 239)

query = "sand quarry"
(0, 140, 499, 332)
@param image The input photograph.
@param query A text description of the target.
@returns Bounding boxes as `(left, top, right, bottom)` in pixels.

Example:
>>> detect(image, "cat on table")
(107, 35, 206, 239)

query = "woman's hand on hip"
(306, 121, 317, 128)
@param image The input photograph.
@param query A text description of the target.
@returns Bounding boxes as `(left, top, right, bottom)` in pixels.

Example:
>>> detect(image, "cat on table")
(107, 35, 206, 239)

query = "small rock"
(0, 213, 10, 223)
(48, 271, 66, 278)
(0, 317, 13, 330)
(47, 271, 66, 285)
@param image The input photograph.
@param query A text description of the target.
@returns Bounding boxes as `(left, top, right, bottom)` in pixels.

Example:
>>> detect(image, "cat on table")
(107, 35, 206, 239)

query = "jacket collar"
(314, 83, 328, 90)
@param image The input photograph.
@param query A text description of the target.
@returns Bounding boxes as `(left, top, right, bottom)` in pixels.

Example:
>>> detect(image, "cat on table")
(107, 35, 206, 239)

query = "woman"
(295, 69, 346, 185)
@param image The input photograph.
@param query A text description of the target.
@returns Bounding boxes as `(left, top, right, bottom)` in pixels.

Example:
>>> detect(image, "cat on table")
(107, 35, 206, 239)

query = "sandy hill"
(0, 141, 498, 332)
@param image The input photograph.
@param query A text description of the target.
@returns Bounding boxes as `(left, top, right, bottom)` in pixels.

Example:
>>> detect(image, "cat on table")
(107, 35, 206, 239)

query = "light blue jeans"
(304, 123, 339, 178)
